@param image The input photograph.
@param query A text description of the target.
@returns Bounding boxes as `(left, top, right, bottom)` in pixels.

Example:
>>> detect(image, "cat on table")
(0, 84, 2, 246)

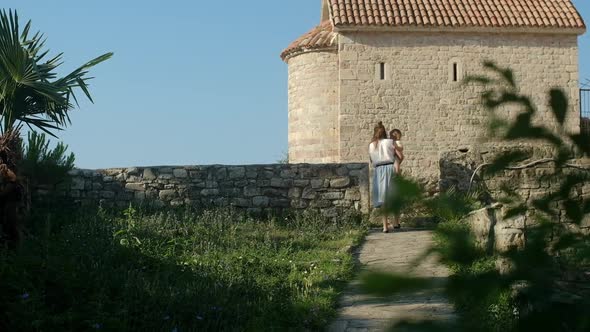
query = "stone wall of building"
(288, 50, 340, 163)
(337, 31, 579, 188)
(45, 163, 370, 215)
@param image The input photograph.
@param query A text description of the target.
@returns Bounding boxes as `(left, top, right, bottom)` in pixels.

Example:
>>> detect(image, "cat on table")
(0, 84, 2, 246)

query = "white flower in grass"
(20, 293, 29, 299)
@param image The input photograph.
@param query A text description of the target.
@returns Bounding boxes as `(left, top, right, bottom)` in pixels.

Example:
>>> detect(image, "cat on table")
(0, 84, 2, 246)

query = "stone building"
(281, 0, 586, 186)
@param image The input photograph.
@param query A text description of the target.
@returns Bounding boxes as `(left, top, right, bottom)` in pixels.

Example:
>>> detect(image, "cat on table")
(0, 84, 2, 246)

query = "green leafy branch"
(363, 62, 590, 332)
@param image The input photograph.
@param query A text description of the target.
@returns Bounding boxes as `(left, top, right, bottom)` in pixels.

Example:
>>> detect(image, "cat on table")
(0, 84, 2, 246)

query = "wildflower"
(163, 315, 170, 320)
(196, 315, 204, 320)
(92, 323, 102, 329)
(20, 293, 29, 300)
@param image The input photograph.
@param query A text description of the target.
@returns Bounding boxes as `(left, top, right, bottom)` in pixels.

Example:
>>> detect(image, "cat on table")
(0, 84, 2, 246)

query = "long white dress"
(369, 139, 396, 208)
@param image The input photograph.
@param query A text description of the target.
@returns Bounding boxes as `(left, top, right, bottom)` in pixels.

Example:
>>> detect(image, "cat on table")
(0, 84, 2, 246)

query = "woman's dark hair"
(371, 121, 387, 147)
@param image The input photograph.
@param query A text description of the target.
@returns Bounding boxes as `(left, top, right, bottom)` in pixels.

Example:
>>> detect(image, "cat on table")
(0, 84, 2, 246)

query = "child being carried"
(389, 129, 404, 174)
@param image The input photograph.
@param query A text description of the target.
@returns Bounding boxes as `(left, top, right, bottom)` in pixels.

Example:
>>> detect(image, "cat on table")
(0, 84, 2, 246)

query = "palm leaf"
(0, 9, 112, 136)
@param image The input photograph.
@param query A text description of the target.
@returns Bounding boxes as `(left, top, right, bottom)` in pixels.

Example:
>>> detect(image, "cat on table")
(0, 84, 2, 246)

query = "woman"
(369, 121, 399, 233)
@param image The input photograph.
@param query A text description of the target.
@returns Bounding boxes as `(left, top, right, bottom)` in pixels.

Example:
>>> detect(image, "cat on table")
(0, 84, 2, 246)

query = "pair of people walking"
(368, 121, 404, 233)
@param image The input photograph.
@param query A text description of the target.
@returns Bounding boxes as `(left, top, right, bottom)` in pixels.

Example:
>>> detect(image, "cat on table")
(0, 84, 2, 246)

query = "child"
(389, 129, 404, 174)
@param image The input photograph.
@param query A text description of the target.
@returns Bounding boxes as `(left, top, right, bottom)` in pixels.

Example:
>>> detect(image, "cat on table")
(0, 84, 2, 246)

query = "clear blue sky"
(2, 0, 590, 168)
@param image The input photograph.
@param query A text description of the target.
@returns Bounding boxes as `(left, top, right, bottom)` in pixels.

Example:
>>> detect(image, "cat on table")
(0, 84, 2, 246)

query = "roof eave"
(333, 25, 586, 36)
(281, 46, 338, 62)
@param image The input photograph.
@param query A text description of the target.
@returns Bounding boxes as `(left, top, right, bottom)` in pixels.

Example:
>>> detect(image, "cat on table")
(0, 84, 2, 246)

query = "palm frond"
(0, 9, 112, 136)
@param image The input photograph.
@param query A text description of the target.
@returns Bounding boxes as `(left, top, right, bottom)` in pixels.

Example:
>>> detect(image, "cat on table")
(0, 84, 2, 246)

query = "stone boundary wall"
(44, 163, 370, 215)
(440, 145, 590, 250)
(440, 144, 590, 205)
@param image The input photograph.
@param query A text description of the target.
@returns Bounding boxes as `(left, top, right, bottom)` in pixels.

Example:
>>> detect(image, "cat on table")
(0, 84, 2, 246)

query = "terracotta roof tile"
(328, 0, 585, 30)
(281, 21, 338, 60)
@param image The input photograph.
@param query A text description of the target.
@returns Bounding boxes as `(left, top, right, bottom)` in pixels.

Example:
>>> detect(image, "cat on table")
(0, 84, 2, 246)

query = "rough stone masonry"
(44, 163, 370, 215)
(440, 144, 590, 251)
(282, 0, 585, 189)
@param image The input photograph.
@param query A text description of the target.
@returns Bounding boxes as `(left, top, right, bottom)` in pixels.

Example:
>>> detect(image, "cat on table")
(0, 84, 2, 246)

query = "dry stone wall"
(47, 163, 369, 215)
(441, 145, 590, 250)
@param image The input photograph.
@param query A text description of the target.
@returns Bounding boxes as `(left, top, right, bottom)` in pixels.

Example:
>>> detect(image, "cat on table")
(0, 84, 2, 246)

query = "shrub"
(362, 62, 590, 332)
(20, 131, 75, 186)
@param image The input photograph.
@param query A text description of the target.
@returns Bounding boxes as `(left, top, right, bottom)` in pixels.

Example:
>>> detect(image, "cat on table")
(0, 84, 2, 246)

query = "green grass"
(0, 207, 367, 331)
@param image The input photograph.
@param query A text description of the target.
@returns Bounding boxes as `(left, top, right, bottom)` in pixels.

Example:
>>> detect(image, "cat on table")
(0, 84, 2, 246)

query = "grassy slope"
(0, 208, 366, 331)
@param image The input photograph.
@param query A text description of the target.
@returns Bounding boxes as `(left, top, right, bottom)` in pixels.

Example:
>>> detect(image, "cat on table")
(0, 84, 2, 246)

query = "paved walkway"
(328, 229, 455, 331)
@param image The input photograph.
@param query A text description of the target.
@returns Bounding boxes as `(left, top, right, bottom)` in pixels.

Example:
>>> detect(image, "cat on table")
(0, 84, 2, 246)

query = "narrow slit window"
(379, 62, 386, 80)
(452, 63, 458, 82)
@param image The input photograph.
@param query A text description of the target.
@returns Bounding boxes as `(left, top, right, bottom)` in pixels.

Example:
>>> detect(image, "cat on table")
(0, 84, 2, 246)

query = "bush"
(19, 131, 75, 186)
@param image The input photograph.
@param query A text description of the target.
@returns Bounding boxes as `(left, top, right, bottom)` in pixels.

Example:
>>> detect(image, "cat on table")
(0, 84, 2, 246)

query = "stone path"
(328, 229, 455, 331)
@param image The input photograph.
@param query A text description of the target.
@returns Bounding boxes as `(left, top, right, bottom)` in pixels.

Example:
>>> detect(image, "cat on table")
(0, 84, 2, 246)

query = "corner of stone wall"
(357, 164, 370, 213)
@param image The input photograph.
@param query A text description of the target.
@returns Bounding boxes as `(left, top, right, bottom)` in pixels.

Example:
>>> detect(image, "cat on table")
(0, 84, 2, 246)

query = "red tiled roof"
(328, 0, 585, 30)
(281, 21, 338, 61)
